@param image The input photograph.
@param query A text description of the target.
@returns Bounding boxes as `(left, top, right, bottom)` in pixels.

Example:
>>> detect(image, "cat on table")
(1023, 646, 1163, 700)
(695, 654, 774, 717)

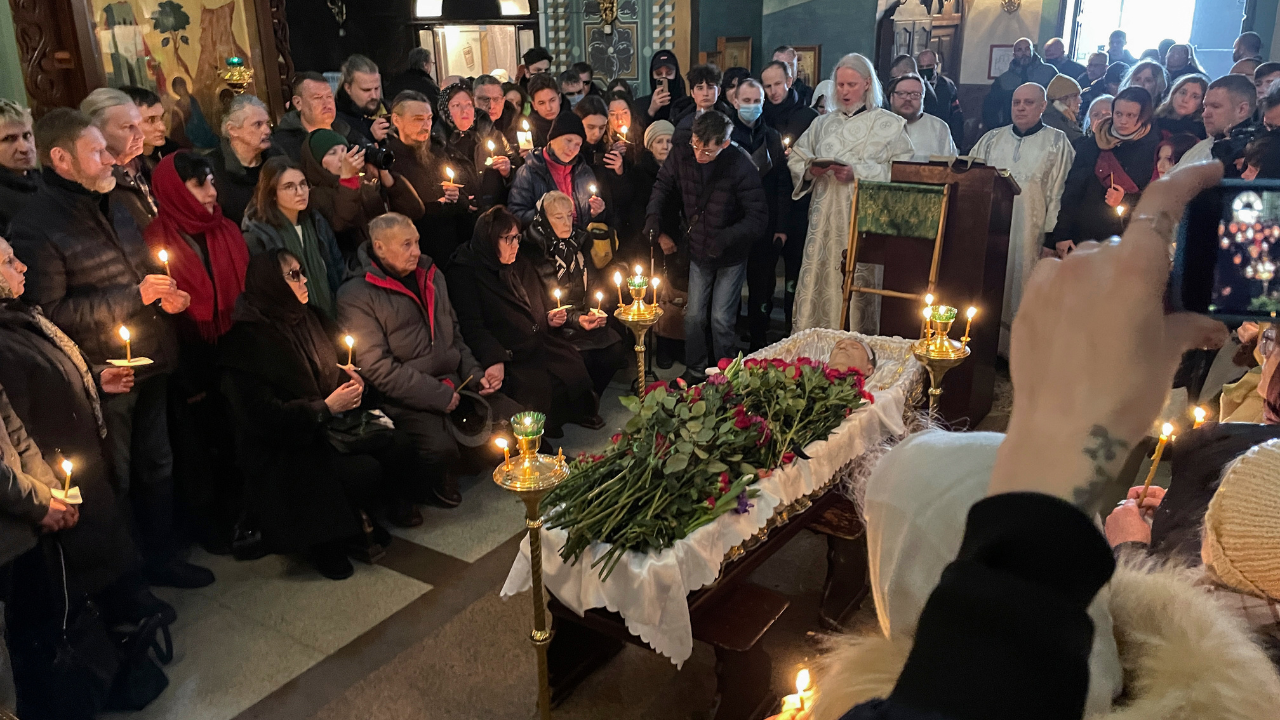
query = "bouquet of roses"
(543, 354, 873, 581)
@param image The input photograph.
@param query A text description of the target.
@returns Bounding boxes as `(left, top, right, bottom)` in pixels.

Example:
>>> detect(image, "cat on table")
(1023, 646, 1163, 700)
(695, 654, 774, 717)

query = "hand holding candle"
(485, 140, 496, 165)
(594, 291, 604, 314)
(778, 668, 815, 718)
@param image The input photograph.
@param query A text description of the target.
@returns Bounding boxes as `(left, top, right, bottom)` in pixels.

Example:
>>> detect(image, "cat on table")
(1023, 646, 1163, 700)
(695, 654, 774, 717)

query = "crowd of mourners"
(0, 27, 1277, 720)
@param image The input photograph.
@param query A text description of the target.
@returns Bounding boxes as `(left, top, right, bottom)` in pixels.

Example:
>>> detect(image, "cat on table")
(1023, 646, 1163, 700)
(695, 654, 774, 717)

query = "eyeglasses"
(498, 231, 521, 244)
(283, 267, 307, 282)
(281, 180, 310, 194)
(892, 91, 923, 100)
(475, 96, 503, 107)
(690, 141, 723, 158)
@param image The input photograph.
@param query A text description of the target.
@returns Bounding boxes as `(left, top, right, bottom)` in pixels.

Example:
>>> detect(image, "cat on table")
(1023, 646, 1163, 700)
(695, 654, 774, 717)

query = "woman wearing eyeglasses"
(446, 206, 599, 438)
(242, 156, 345, 319)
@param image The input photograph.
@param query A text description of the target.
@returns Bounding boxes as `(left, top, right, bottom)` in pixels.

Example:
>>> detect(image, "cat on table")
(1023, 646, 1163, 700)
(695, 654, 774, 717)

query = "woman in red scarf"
(143, 151, 250, 552)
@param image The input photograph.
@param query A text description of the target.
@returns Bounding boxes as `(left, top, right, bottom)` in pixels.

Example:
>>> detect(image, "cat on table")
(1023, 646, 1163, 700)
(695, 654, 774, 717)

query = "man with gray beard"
(385, 90, 473, 261)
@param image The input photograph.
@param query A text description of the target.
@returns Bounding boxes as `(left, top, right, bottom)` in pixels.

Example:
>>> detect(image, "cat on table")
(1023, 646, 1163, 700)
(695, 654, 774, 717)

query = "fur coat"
(813, 560, 1280, 720)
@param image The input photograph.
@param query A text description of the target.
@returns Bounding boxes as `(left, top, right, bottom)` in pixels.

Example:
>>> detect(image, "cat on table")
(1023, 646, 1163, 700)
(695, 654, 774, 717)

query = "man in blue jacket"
(644, 111, 767, 381)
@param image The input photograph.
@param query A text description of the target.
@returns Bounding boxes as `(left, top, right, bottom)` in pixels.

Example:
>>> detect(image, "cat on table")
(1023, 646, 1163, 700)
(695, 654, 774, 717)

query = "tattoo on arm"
(1075, 425, 1130, 514)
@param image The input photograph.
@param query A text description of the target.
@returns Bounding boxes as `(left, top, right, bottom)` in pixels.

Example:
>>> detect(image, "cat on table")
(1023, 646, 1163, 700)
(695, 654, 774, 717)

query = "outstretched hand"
(988, 161, 1229, 514)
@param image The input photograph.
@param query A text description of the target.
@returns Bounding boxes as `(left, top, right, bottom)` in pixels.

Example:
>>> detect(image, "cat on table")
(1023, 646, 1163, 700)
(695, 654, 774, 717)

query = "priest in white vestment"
(888, 74, 958, 161)
(971, 83, 1074, 352)
(788, 53, 914, 333)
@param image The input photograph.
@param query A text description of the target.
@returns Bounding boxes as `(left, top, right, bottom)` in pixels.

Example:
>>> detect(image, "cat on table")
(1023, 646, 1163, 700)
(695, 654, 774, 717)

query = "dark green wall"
(760, 0, 879, 81)
(699, 0, 765, 73)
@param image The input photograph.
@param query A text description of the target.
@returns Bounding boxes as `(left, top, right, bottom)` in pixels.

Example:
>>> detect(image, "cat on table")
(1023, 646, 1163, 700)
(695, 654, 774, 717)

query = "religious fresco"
(93, 0, 265, 148)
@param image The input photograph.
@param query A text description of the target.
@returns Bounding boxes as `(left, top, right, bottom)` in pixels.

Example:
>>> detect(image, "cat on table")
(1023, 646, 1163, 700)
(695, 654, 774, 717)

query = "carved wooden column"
(9, 0, 104, 115)
(253, 0, 293, 118)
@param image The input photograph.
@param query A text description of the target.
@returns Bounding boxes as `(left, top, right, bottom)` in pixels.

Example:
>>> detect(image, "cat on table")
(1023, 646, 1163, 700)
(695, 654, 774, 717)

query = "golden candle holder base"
(220, 56, 254, 94)
(614, 283, 662, 395)
(493, 412, 569, 720)
(912, 337, 970, 413)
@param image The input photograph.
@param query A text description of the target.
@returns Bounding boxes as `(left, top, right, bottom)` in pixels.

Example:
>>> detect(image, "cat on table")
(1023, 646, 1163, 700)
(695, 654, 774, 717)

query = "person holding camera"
(300, 129, 425, 265)
(1175, 74, 1257, 172)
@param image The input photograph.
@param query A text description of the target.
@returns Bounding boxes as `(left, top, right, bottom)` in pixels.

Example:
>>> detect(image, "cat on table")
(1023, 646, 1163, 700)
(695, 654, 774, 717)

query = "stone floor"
(106, 293, 1014, 720)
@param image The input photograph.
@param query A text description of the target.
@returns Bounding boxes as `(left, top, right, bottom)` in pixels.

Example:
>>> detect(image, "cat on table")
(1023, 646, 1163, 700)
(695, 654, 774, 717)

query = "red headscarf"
(143, 152, 250, 343)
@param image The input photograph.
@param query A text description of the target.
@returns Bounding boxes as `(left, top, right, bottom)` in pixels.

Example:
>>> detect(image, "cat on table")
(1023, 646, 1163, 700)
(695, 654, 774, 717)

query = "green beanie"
(307, 129, 349, 165)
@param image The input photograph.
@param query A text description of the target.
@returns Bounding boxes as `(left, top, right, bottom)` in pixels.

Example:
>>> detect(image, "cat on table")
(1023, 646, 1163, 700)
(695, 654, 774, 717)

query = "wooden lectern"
(859, 160, 1018, 425)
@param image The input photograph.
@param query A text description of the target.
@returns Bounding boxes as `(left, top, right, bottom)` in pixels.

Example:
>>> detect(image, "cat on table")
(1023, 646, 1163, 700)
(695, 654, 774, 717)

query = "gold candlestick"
(911, 305, 971, 413)
(494, 411, 569, 720)
(220, 56, 254, 94)
(615, 268, 663, 396)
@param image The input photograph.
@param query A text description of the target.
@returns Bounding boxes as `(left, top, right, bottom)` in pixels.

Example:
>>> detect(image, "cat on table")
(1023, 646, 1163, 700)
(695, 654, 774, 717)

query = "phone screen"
(1175, 179, 1280, 320)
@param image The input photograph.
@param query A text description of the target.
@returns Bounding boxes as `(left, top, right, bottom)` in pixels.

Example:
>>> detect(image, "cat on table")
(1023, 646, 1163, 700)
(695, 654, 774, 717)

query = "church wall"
(699, 0, 764, 72)
(957, 0, 1045, 86)
(542, 0, 692, 96)
(0, 1, 25, 104)
(759, 0, 879, 81)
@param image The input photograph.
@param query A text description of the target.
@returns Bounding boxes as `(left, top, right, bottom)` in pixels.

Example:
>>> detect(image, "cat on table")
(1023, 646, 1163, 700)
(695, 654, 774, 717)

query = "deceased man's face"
(829, 339, 875, 377)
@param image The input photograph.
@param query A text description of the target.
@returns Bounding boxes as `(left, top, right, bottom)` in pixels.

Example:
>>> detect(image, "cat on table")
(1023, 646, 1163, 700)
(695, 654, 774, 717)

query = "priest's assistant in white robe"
(788, 107, 914, 333)
(971, 123, 1074, 352)
(904, 113, 958, 161)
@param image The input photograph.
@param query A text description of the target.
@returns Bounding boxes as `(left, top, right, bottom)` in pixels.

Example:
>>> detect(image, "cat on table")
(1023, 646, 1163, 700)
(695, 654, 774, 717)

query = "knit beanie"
(1046, 74, 1082, 101)
(548, 111, 586, 143)
(1202, 438, 1280, 600)
(307, 129, 349, 164)
(644, 120, 675, 149)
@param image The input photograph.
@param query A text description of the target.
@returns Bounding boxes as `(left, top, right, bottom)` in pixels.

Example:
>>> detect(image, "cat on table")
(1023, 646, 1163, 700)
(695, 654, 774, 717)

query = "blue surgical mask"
(738, 103, 763, 124)
(567, 92, 585, 108)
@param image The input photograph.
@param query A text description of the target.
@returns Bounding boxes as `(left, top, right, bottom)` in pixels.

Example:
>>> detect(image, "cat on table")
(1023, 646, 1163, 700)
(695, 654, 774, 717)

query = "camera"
(1172, 179, 1280, 320)
(1211, 122, 1262, 178)
(359, 141, 395, 171)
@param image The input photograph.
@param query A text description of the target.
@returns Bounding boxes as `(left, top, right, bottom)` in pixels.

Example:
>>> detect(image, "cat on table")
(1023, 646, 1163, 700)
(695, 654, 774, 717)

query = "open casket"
(501, 329, 924, 665)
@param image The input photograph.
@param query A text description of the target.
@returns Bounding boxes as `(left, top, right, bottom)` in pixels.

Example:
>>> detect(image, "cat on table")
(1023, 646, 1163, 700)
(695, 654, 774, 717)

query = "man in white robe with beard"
(888, 74, 957, 161)
(971, 82, 1074, 353)
(788, 53, 914, 333)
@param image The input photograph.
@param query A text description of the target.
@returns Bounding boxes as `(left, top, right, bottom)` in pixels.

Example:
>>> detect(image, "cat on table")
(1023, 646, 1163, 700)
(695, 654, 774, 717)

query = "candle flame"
(651, 277, 660, 288)
(61, 459, 73, 476)
(966, 306, 977, 319)
(524, 416, 532, 426)
(924, 293, 934, 306)
(522, 119, 529, 130)
(446, 166, 455, 180)
(922, 307, 933, 321)
(487, 140, 495, 151)
(158, 249, 168, 263)
(620, 125, 628, 135)
(1160, 422, 1174, 438)
(553, 288, 561, 300)
(634, 265, 644, 277)
(1116, 205, 1126, 216)
(494, 437, 508, 450)
(344, 335, 355, 349)
(783, 136, 791, 146)
(595, 291, 603, 301)
(119, 326, 130, 342)
(1194, 406, 1207, 423)
(613, 271, 622, 286)
(796, 669, 810, 694)
(589, 184, 597, 194)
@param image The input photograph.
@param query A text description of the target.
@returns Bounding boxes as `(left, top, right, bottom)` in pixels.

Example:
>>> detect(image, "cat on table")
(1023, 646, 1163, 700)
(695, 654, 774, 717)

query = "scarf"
(1094, 117, 1150, 151)
(0, 282, 106, 439)
(143, 153, 249, 344)
(466, 208, 533, 312)
(1053, 100, 1078, 125)
(542, 148, 577, 222)
(279, 213, 336, 319)
(231, 250, 340, 395)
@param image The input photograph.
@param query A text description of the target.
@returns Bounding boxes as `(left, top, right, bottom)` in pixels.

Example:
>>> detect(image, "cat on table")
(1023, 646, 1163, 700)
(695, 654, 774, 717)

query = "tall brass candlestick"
(616, 269, 662, 395)
(911, 305, 970, 413)
(495, 411, 568, 720)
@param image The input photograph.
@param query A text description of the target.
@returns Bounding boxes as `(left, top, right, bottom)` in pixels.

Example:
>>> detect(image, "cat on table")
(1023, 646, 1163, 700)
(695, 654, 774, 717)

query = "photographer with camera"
(300, 129, 425, 266)
(1175, 75, 1257, 175)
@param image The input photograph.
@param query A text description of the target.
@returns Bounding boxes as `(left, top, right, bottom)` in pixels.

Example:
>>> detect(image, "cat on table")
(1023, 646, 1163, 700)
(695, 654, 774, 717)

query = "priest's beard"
(408, 139, 435, 167)
(836, 97, 866, 115)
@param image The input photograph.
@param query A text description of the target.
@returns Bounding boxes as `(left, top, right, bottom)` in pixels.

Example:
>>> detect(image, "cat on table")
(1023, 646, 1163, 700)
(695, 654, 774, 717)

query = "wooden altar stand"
(545, 490, 869, 720)
(858, 160, 1017, 425)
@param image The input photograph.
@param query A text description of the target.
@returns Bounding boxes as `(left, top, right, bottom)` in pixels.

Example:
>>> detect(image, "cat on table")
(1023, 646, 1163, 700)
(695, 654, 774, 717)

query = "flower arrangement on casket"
(542, 354, 874, 581)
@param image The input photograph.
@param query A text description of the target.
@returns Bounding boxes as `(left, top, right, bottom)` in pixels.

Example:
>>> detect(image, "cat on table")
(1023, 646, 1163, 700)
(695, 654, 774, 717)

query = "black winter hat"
(548, 111, 586, 143)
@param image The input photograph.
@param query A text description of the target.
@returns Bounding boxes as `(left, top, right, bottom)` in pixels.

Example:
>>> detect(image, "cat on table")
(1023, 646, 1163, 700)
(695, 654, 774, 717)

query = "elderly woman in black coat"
(447, 206, 599, 438)
(219, 250, 417, 580)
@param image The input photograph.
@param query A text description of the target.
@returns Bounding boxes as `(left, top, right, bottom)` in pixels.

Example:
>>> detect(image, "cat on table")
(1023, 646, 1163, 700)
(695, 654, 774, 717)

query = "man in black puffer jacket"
(9, 109, 214, 589)
(644, 111, 767, 381)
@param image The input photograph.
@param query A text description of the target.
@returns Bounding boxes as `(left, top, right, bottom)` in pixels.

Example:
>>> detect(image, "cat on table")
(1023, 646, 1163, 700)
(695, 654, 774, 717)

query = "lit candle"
(60, 459, 73, 493)
(589, 184, 598, 197)
(1138, 423, 1174, 504)
(595, 291, 604, 313)
(495, 437, 511, 468)
(921, 306, 933, 341)
(614, 271, 624, 305)
(158, 249, 171, 277)
(1193, 406, 1207, 429)
(344, 334, 355, 366)
(485, 139, 496, 165)
(518, 120, 533, 150)
(783, 136, 792, 148)
(961, 306, 977, 350)
(619, 125, 628, 142)
(779, 668, 815, 715)
(444, 166, 455, 185)
(119, 326, 132, 362)
(1116, 204, 1126, 217)
(650, 276, 660, 304)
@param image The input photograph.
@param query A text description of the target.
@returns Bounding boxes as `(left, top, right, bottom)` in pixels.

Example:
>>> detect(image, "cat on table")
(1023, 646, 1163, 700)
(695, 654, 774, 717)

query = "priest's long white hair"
(830, 53, 883, 111)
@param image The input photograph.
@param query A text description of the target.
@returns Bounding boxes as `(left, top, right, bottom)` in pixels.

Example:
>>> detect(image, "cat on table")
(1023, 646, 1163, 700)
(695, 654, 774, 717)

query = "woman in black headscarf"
(219, 250, 416, 580)
(446, 206, 599, 438)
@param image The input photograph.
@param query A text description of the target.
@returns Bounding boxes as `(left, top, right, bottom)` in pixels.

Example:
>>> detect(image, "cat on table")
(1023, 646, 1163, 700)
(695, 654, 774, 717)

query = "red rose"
(645, 380, 669, 395)
(782, 451, 796, 464)
(611, 433, 622, 444)
(717, 358, 732, 371)
(718, 471, 731, 493)
(705, 497, 716, 508)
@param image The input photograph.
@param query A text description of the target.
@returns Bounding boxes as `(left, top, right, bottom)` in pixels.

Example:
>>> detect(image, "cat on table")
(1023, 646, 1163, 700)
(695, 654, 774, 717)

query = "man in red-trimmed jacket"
(336, 212, 520, 510)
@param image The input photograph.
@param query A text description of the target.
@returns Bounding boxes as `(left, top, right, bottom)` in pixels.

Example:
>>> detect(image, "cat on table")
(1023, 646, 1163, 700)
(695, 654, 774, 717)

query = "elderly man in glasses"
(887, 74, 956, 160)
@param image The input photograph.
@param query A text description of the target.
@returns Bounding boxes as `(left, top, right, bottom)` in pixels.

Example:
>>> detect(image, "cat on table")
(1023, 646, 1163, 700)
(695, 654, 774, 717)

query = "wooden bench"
(546, 488, 869, 719)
